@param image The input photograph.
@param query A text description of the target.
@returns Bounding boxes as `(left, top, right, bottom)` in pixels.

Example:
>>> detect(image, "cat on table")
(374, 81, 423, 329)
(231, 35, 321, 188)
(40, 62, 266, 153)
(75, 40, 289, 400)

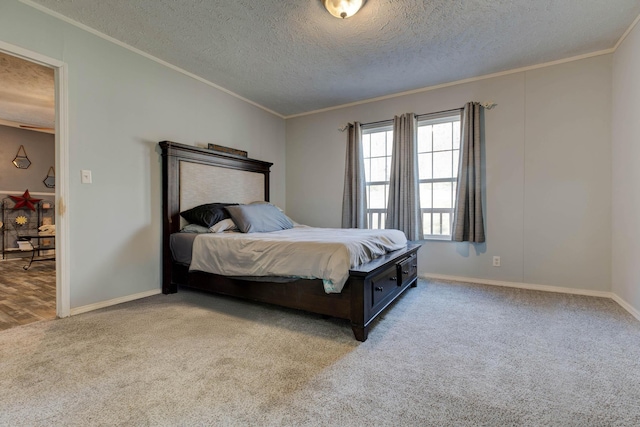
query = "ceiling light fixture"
(323, 0, 366, 19)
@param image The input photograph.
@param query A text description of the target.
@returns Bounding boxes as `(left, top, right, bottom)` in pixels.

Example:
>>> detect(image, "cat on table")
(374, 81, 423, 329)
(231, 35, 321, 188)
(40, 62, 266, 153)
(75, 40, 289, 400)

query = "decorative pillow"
(226, 203, 294, 233)
(180, 224, 211, 234)
(209, 218, 239, 233)
(249, 200, 300, 226)
(180, 203, 237, 228)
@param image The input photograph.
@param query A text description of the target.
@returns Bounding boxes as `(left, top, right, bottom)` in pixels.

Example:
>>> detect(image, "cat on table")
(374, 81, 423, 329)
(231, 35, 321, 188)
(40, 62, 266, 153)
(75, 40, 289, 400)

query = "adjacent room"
(0, 51, 56, 330)
(1, 0, 639, 425)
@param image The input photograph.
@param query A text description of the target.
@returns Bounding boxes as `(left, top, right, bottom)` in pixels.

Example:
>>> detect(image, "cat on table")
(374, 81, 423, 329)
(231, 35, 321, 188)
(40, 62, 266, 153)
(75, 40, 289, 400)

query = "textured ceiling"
(20, 0, 640, 116)
(0, 52, 54, 128)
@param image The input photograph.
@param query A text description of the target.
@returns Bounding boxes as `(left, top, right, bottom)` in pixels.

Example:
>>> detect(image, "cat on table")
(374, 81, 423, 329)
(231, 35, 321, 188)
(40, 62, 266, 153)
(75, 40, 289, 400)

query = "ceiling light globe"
(323, 0, 366, 19)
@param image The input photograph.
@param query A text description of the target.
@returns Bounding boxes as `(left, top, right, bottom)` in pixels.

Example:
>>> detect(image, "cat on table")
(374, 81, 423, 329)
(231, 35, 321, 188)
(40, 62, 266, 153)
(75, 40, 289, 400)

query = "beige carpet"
(1, 280, 639, 426)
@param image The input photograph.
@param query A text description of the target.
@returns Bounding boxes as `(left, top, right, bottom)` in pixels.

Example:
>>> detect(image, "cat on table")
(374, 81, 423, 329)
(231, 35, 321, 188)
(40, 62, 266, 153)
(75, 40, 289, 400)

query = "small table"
(18, 234, 55, 270)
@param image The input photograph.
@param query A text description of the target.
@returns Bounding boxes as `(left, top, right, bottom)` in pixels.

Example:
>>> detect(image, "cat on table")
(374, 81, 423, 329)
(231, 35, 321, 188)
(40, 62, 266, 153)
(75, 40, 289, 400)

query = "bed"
(160, 140, 421, 341)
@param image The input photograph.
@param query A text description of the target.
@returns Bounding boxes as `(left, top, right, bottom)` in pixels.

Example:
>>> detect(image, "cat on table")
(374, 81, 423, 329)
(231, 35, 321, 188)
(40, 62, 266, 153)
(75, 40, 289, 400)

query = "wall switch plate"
(493, 256, 501, 267)
(81, 170, 92, 184)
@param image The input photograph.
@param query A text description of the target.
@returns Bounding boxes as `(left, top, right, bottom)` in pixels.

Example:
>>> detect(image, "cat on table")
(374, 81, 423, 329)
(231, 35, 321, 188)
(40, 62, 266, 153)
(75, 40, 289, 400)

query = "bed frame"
(160, 141, 420, 341)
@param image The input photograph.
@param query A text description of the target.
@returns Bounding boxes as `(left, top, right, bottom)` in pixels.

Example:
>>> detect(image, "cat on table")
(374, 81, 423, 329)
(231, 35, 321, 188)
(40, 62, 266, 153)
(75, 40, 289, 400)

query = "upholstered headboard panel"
(179, 161, 265, 211)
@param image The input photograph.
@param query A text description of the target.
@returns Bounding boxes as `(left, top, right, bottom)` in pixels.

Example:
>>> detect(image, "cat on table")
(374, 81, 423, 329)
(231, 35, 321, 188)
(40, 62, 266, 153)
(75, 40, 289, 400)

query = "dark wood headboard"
(159, 140, 273, 293)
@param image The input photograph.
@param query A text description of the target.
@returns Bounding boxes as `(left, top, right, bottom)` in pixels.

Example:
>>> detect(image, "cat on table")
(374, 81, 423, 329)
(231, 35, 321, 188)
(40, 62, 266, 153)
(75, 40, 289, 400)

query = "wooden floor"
(0, 258, 55, 331)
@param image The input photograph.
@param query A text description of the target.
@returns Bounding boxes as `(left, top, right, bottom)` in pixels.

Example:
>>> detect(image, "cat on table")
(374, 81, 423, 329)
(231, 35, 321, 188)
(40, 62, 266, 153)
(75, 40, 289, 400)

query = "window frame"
(361, 121, 393, 230)
(360, 111, 462, 241)
(417, 111, 462, 240)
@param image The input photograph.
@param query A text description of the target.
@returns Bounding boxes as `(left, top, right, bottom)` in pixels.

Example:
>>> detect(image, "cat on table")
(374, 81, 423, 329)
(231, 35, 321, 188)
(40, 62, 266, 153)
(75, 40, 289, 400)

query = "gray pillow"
(226, 203, 293, 233)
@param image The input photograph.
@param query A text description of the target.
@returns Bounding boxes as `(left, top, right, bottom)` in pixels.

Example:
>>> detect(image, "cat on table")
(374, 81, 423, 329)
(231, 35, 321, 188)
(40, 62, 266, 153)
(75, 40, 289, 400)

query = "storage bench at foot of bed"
(348, 243, 420, 341)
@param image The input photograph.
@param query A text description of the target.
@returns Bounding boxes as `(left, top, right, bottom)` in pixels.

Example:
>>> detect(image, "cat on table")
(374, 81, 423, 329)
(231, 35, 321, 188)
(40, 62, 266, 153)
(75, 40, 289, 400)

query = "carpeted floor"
(1, 279, 639, 426)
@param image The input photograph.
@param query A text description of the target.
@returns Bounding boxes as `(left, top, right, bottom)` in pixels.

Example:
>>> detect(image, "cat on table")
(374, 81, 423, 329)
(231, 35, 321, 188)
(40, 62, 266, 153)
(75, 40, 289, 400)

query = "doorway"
(0, 41, 69, 328)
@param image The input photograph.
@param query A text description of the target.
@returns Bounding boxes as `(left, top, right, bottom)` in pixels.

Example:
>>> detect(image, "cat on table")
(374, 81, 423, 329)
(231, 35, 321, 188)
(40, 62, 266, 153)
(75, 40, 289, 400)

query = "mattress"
(187, 226, 408, 293)
(170, 232, 197, 266)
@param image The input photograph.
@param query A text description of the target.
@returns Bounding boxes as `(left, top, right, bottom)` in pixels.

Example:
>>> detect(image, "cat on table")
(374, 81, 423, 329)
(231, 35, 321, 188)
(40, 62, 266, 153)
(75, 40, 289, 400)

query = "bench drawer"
(371, 265, 398, 306)
(398, 254, 418, 286)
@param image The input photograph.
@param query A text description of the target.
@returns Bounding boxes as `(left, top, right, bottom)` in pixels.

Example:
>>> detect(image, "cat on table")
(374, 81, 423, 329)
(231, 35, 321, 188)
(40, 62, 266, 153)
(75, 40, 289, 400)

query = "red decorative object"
(9, 190, 42, 211)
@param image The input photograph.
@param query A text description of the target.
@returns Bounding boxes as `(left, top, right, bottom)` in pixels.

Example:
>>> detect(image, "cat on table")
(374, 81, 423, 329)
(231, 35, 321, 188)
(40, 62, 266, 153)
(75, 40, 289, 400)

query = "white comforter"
(189, 226, 407, 293)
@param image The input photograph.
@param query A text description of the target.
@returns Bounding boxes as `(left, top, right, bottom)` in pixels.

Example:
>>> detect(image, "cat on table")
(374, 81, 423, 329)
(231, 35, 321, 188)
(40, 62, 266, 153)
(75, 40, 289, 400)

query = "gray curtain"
(342, 122, 368, 228)
(385, 113, 423, 240)
(453, 102, 485, 243)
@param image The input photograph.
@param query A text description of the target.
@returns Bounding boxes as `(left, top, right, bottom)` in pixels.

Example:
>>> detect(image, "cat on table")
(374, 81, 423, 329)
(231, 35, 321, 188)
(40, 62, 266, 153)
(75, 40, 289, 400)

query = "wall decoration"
(9, 190, 42, 211)
(1, 198, 55, 259)
(12, 145, 31, 169)
(207, 143, 248, 158)
(14, 216, 29, 247)
(43, 166, 55, 188)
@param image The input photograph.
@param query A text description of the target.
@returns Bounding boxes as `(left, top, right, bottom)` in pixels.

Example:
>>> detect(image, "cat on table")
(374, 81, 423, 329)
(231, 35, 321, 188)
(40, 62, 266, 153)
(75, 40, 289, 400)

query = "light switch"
(81, 169, 92, 184)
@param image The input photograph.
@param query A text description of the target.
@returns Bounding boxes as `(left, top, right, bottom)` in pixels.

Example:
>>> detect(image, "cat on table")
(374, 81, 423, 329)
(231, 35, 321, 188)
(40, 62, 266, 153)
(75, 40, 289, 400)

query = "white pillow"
(209, 218, 239, 233)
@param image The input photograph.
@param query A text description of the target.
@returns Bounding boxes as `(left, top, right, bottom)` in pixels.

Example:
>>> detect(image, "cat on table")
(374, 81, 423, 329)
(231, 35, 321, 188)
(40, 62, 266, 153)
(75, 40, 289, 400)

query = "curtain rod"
(338, 102, 497, 132)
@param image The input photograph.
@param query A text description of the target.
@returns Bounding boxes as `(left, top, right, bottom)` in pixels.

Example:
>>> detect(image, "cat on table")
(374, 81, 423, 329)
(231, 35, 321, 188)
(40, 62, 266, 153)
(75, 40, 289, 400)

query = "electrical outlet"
(493, 256, 501, 267)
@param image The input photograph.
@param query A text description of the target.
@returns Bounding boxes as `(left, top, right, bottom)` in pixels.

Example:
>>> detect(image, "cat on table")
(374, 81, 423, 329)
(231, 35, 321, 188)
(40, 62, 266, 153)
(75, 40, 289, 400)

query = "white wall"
(612, 21, 640, 315)
(287, 55, 612, 291)
(0, 1, 286, 308)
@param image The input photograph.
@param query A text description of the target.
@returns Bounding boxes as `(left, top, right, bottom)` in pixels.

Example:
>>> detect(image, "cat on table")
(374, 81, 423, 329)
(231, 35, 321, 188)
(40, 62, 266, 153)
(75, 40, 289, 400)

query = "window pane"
(433, 213, 442, 234)
(370, 157, 387, 182)
(418, 125, 432, 152)
(452, 149, 459, 177)
(453, 121, 461, 149)
(369, 184, 387, 209)
(423, 212, 431, 235)
(380, 212, 386, 229)
(364, 158, 371, 182)
(419, 153, 432, 179)
(362, 133, 371, 158)
(441, 213, 450, 236)
(420, 183, 432, 208)
(433, 182, 453, 208)
(386, 131, 393, 155)
(386, 157, 393, 181)
(370, 212, 380, 230)
(433, 123, 452, 151)
(433, 151, 453, 178)
(370, 132, 386, 157)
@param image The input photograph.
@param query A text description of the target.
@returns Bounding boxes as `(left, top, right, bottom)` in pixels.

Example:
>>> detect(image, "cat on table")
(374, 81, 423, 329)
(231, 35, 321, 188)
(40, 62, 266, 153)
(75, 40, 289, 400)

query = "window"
(417, 113, 461, 239)
(362, 123, 393, 230)
(361, 112, 461, 239)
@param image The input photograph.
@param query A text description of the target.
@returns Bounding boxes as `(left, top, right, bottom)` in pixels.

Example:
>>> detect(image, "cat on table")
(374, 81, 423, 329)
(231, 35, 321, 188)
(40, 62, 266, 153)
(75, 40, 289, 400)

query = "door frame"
(0, 40, 70, 317)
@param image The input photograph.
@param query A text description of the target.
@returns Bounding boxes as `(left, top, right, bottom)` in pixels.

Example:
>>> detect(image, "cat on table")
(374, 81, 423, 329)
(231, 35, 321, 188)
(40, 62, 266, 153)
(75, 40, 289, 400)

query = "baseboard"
(611, 293, 640, 321)
(421, 273, 613, 298)
(70, 289, 161, 316)
(420, 273, 640, 322)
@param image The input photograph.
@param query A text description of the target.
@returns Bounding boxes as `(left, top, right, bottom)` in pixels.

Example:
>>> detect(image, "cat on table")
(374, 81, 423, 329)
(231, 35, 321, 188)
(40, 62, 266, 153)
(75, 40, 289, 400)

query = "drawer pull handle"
(375, 286, 384, 292)
(412, 264, 417, 268)
(403, 270, 409, 274)
(390, 277, 397, 281)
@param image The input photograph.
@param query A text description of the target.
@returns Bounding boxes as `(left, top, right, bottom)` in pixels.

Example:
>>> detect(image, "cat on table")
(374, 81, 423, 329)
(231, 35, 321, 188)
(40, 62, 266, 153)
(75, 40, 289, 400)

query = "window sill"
(421, 235, 452, 242)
